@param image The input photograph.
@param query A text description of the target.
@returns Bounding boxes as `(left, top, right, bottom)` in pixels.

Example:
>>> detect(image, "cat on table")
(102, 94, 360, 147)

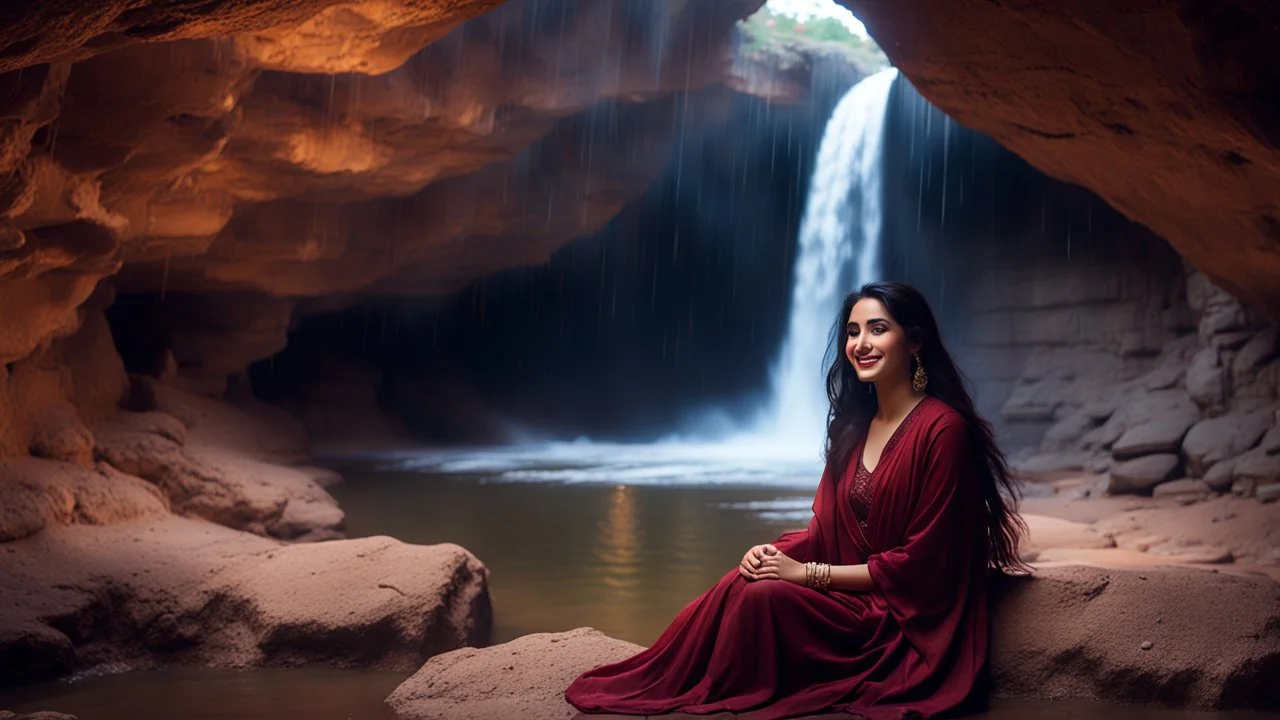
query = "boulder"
(1111, 406, 1199, 461)
(1233, 327, 1279, 376)
(1203, 460, 1237, 493)
(1040, 412, 1099, 453)
(387, 628, 641, 720)
(1151, 479, 1212, 503)
(0, 518, 492, 685)
(1185, 347, 1229, 409)
(1258, 483, 1280, 503)
(1108, 455, 1179, 495)
(1181, 408, 1274, 477)
(1233, 448, 1280, 487)
(1086, 391, 1197, 455)
(0, 457, 170, 543)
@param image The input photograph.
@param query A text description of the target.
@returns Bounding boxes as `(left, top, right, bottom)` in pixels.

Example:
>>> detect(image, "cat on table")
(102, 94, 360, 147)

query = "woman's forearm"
(795, 563, 875, 592)
(830, 563, 876, 591)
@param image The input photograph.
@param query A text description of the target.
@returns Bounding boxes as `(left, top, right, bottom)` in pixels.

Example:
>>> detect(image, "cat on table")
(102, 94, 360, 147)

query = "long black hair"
(824, 281, 1029, 574)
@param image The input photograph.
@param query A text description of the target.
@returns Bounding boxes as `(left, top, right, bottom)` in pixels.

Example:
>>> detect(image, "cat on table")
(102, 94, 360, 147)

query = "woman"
(565, 281, 1030, 719)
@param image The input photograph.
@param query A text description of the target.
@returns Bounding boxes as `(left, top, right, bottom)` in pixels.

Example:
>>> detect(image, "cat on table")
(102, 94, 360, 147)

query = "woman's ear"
(907, 328, 925, 355)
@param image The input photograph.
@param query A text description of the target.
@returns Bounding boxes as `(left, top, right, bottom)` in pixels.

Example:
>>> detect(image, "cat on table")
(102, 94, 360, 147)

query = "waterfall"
(765, 67, 899, 451)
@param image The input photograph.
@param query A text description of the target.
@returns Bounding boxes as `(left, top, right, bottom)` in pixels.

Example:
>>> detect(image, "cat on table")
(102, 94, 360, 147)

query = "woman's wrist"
(803, 561, 832, 591)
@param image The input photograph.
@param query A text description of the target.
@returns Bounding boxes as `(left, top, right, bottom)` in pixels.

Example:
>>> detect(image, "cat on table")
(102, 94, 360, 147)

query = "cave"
(0, 1, 1278, 718)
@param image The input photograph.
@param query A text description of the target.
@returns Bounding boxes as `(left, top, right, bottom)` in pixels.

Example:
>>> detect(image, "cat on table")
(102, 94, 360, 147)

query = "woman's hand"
(758, 550, 806, 585)
(737, 543, 778, 581)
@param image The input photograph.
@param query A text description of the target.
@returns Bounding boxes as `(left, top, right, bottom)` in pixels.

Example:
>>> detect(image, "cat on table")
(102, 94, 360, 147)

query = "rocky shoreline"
(0, 343, 493, 693)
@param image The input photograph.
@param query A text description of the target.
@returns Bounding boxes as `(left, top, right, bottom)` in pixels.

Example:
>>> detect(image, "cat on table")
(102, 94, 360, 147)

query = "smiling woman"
(564, 281, 1030, 719)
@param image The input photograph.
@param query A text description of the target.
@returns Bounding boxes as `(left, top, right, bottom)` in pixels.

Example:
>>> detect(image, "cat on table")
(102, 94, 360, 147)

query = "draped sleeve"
(768, 463, 838, 562)
(864, 415, 982, 644)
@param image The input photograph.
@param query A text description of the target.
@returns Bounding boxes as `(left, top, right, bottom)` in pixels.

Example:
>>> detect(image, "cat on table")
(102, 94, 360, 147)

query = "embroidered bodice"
(850, 401, 926, 527)
(850, 460, 876, 526)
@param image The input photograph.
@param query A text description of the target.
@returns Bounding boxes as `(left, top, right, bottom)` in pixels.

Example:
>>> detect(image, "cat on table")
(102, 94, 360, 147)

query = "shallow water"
(328, 445, 818, 645)
(3, 444, 1277, 720)
(0, 666, 402, 719)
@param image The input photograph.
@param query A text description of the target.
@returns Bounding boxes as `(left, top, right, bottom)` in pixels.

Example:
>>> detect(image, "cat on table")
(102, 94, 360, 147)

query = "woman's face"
(845, 297, 916, 387)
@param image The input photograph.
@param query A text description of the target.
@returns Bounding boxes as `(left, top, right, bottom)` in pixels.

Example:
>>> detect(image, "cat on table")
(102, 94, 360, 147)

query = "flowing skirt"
(565, 569, 910, 720)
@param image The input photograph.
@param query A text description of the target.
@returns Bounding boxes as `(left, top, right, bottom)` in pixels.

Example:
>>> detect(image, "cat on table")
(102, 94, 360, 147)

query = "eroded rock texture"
(845, 0, 1280, 319)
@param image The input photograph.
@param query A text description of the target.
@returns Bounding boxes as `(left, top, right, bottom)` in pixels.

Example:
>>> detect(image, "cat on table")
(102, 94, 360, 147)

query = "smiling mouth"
(855, 355, 882, 369)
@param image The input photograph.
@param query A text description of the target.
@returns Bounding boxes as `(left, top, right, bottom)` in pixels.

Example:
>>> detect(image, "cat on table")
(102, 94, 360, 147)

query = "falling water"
(765, 67, 899, 450)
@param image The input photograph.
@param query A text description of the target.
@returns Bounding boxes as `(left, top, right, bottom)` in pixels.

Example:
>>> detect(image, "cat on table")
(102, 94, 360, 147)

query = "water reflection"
(595, 484, 642, 595)
(326, 458, 804, 645)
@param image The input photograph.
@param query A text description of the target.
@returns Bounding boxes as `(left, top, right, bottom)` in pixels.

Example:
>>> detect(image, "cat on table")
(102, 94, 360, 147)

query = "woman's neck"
(873, 380, 926, 423)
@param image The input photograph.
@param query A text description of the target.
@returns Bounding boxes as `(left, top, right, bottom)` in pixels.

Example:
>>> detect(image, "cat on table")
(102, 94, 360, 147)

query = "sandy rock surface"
(0, 517, 491, 686)
(387, 628, 641, 720)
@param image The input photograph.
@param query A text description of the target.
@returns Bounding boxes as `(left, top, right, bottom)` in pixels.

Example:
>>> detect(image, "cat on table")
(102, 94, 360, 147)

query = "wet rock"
(1108, 454, 1180, 495)
(1258, 483, 1280, 503)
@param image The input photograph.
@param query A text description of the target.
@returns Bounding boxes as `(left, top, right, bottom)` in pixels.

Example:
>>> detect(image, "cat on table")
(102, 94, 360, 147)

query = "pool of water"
(326, 445, 818, 645)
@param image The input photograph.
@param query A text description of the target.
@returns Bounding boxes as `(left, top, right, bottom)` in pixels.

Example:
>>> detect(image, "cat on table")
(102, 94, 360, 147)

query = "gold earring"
(912, 352, 928, 392)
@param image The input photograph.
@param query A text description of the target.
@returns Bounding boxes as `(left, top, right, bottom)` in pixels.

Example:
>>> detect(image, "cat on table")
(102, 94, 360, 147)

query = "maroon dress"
(564, 397, 989, 719)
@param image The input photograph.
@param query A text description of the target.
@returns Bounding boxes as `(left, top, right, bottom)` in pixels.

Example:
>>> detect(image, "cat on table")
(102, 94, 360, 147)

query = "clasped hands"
(737, 543, 805, 584)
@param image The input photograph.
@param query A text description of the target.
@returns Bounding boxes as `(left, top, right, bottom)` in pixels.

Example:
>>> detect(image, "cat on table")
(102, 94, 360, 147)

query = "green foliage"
(740, 7, 888, 74)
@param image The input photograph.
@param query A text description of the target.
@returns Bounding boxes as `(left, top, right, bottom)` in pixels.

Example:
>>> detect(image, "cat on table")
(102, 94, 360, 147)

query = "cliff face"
(843, 0, 1280, 319)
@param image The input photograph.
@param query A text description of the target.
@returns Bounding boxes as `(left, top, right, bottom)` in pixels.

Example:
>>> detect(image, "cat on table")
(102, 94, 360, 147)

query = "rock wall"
(989, 258, 1280, 502)
(843, 0, 1280, 320)
(959, 227, 1189, 450)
